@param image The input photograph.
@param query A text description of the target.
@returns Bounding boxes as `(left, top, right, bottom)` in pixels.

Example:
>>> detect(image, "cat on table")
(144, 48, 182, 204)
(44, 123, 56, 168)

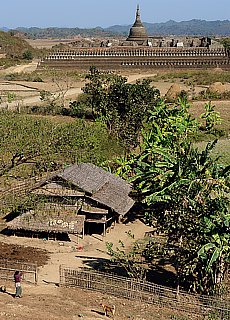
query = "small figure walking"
(14, 271, 23, 298)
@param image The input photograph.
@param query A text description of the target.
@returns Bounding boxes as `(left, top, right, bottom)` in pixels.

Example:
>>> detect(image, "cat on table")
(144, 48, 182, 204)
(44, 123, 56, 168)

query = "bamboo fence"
(59, 267, 230, 319)
(0, 259, 38, 284)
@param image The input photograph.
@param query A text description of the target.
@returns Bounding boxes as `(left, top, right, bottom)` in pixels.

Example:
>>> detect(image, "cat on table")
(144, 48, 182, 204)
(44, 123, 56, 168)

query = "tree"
(39, 69, 74, 111)
(0, 111, 123, 178)
(83, 67, 160, 148)
(106, 232, 148, 280)
(69, 99, 88, 118)
(39, 90, 58, 113)
(198, 212, 230, 294)
(22, 49, 33, 60)
(111, 98, 229, 294)
(7, 92, 16, 103)
(220, 38, 230, 50)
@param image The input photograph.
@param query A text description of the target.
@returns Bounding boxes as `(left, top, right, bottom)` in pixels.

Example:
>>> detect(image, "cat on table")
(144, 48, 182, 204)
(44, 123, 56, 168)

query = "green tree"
(39, 90, 58, 113)
(220, 38, 230, 50)
(0, 111, 123, 178)
(111, 99, 229, 294)
(22, 49, 33, 60)
(69, 100, 87, 118)
(83, 67, 160, 148)
(198, 210, 230, 293)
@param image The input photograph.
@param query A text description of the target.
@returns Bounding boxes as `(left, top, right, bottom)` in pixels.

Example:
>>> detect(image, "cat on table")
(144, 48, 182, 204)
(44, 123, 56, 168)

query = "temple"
(126, 5, 148, 45)
(38, 6, 230, 71)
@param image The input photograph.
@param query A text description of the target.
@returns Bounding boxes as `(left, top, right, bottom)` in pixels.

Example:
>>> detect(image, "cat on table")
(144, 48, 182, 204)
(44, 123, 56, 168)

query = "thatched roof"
(7, 209, 85, 234)
(32, 182, 84, 197)
(51, 163, 135, 215)
(91, 182, 134, 216)
(82, 202, 108, 214)
(57, 163, 131, 194)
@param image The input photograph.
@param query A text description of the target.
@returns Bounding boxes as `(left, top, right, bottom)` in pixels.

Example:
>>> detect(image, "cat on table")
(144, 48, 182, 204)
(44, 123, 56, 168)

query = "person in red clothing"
(14, 271, 23, 298)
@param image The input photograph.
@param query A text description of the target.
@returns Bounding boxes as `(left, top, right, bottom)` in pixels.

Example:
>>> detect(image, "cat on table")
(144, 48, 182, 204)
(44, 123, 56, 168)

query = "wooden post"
(82, 223, 85, 239)
(103, 222, 106, 238)
(35, 262, 38, 285)
(59, 265, 62, 286)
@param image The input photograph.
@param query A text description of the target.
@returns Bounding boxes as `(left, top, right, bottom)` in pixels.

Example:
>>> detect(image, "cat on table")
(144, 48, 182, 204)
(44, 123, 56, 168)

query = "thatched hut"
(7, 208, 85, 240)
(7, 163, 135, 239)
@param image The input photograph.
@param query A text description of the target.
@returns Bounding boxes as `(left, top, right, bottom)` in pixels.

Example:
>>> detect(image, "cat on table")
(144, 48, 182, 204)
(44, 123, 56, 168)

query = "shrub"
(22, 50, 33, 60)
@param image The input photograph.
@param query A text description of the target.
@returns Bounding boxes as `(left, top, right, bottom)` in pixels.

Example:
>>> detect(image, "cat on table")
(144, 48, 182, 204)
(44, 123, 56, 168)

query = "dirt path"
(0, 69, 157, 110)
(0, 219, 152, 284)
(0, 61, 38, 75)
(126, 73, 157, 83)
(0, 282, 180, 320)
(0, 220, 176, 320)
(0, 87, 82, 110)
(0, 63, 229, 113)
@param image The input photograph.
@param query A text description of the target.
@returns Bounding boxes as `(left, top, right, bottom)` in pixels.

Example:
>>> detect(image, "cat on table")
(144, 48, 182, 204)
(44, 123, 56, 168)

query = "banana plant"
(113, 99, 230, 294)
(198, 211, 230, 292)
(200, 101, 222, 131)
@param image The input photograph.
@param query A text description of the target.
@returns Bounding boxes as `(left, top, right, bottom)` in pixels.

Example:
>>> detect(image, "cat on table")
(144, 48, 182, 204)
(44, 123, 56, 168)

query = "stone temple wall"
(38, 47, 230, 71)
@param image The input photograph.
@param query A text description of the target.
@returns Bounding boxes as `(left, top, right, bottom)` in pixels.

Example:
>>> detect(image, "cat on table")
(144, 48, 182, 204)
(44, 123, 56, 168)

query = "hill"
(0, 30, 35, 59)
(15, 26, 114, 39)
(142, 19, 230, 36)
(0, 27, 9, 32)
(12, 19, 230, 39)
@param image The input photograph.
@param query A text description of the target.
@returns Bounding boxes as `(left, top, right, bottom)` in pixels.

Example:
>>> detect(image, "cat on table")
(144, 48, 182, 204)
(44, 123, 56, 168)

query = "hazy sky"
(1, 0, 229, 29)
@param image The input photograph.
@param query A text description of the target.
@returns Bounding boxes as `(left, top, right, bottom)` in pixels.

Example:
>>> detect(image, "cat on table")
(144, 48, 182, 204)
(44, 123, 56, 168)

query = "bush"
(69, 101, 87, 118)
(4, 72, 43, 82)
(22, 50, 33, 60)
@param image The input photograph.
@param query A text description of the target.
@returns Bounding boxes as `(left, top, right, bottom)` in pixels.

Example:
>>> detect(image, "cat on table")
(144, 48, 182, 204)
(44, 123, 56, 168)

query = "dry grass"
(191, 101, 230, 129)
(151, 69, 230, 85)
(190, 100, 230, 165)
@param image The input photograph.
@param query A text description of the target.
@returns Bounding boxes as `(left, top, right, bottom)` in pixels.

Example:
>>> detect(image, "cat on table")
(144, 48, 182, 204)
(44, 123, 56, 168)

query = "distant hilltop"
(1, 19, 230, 38)
(108, 19, 230, 37)
(0, 27, 9, 32)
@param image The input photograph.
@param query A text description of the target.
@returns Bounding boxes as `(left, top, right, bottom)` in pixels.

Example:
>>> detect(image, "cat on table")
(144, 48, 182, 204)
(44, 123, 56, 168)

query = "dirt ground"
(0, 60, 206, 109)
(0, 242, 49, 267)
(0, 283, 194, 320)
(0, 220, 195, 320)
(0, 61, 230, 114)
(0, 219, 153, 282)
(26, 39, 75, 49)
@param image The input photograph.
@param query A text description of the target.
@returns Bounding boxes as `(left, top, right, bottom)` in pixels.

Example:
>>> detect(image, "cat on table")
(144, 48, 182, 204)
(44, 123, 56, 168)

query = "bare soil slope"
(0, 283, 193, 320)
